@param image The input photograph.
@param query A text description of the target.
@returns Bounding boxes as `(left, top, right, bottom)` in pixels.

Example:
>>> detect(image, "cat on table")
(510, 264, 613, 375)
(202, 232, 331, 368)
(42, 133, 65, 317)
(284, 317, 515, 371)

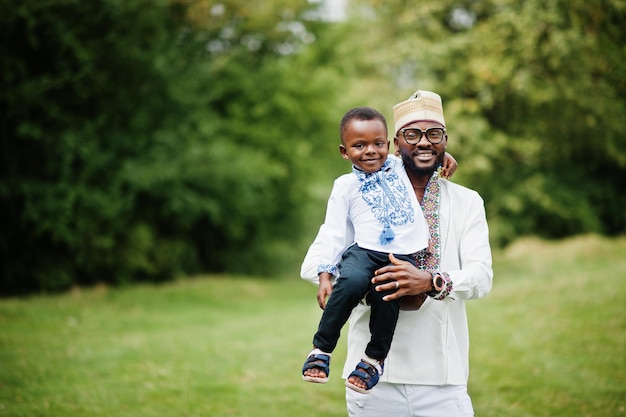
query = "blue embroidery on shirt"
(353, 158, 415, 245)
(318, 264, 338, 276)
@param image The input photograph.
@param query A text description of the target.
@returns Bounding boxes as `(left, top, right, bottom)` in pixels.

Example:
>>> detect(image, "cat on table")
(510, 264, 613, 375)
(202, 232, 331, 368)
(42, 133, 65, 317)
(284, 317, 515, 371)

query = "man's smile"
(414, 150, 436, 162)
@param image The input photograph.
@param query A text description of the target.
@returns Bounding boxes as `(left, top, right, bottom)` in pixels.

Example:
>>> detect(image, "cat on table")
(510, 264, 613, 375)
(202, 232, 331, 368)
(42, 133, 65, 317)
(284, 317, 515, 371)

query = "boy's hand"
(317, 273, 333, 310)
(440, 152, 458, 179)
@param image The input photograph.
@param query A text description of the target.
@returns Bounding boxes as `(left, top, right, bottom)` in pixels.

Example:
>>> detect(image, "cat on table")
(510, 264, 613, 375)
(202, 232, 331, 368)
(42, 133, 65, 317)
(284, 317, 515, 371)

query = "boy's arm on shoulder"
(440, 152, 458, 179)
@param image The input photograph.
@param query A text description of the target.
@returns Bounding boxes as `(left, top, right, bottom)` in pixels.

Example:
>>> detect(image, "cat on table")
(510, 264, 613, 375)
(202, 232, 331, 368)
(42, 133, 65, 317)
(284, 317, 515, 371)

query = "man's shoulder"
(440, 178, 483, 201)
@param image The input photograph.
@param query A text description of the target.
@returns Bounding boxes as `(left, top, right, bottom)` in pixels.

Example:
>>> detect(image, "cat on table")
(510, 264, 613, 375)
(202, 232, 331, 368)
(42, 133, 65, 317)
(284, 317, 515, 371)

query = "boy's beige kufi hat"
(393, 90, 446, 134)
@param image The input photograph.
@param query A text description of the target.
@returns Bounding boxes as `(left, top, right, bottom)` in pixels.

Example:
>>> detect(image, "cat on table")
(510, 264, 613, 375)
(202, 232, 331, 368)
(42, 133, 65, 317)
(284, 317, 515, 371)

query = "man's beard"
(401, 150, 445, 176)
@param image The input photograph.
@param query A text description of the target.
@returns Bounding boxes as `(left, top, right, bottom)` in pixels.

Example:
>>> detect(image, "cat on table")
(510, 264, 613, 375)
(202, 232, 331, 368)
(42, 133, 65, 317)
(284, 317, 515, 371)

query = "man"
(300, 89, 493, 416)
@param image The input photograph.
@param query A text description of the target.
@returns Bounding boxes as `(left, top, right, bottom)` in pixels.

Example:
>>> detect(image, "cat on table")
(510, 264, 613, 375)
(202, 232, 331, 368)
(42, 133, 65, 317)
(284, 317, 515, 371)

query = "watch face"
(434, 276, 444, 291)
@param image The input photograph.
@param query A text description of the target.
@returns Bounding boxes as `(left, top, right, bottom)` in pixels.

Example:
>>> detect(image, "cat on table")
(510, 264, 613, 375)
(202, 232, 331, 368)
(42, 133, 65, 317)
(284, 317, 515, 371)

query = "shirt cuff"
(318, 264, 338, 276)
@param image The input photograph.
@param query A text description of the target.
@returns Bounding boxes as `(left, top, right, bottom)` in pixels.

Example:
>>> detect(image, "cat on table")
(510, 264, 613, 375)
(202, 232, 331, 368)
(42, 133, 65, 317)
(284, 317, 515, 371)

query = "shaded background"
(1, 0, 625, 295)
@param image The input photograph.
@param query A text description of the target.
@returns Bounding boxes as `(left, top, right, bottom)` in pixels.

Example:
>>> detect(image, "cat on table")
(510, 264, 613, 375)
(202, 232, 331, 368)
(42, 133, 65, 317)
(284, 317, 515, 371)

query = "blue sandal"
(345, 358, 383, 394)
(302, 349, 331, 383)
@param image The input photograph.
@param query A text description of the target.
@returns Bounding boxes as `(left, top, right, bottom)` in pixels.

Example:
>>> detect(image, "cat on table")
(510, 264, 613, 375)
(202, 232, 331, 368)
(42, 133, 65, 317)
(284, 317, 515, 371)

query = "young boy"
(301, 107, 456, 394)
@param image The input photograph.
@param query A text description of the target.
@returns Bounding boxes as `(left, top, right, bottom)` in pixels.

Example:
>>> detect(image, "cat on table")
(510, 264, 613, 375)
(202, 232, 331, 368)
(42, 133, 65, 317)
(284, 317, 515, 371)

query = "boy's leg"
(312, 245, 378, 353)
(363, 252, 416, 361)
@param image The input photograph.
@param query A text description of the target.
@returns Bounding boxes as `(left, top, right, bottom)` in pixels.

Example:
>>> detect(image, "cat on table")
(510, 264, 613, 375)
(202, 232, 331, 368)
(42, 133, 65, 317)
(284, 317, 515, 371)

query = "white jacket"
(300, 178, 493, 385)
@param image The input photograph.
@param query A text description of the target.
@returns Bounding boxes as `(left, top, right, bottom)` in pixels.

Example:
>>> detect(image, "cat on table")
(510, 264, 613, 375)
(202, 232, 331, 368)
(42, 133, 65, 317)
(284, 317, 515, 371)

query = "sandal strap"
(302, 353, 331, 375)
(361, 356, 384, 375)
(347, 360, 382, 391)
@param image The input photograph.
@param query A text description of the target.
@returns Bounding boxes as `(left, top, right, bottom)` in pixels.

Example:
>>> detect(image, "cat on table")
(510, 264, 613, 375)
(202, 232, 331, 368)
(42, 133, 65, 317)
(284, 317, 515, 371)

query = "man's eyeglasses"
(399, 128, 446, 145)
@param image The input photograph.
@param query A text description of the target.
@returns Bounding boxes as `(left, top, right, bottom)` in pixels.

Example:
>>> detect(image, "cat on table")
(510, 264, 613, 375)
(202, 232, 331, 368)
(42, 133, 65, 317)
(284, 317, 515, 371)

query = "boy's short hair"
(340, 107, 388, 143)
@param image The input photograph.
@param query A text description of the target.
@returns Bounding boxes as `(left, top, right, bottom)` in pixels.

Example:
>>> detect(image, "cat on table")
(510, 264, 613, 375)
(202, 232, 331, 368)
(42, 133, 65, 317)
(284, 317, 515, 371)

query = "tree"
(0, 0, 349, 294)
(342, 0, 626, 245)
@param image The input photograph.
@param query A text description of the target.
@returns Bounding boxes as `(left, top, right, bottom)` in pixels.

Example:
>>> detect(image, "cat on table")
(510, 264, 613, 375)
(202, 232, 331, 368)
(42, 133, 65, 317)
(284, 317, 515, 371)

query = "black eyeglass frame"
(398, 127, 447, 145)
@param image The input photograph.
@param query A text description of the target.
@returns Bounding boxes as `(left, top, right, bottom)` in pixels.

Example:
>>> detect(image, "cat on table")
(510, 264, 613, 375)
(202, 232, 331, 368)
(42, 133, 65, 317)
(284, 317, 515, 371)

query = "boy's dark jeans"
(312, 244, 416, 361)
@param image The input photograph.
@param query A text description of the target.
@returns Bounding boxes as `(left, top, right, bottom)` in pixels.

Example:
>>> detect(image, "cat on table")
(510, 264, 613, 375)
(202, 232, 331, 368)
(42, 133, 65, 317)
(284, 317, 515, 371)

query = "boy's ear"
(339, 144, 350, 159)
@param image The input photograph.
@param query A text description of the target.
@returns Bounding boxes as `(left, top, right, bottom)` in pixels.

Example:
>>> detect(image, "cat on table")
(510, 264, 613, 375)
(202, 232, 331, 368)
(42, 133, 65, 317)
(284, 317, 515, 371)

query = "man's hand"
(399, 294, 428, 311)
(372, 253, 433, 305)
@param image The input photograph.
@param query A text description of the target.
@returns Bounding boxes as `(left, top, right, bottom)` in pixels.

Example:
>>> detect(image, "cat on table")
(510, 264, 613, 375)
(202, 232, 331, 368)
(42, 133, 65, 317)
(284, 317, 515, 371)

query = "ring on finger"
(395, 281, 399, 289)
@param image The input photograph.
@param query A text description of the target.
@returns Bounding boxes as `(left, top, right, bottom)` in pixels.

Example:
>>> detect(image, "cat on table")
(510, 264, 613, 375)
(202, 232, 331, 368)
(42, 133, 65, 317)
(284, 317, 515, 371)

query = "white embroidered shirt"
(317, 155, 429, 276)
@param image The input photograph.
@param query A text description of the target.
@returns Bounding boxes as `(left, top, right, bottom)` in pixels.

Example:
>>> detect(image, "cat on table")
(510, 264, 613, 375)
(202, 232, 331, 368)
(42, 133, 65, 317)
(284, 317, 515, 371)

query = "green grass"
(1, 235, 625, 417)
(467, 235, 626, 416)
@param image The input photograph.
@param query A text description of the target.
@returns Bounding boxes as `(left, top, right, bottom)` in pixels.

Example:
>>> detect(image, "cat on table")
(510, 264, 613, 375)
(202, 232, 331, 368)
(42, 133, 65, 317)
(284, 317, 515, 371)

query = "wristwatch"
(427, 272, 445, 296)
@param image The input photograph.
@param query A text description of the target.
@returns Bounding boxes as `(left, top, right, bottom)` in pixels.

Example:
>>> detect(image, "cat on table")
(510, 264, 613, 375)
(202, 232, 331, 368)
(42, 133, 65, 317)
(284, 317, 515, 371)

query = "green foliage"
(345, 0, 626, 245)
(0, 0, 348, 294)
(1, 0, 183, 293)
(3, 0, 625, 294)
(440, 0, 626, 244)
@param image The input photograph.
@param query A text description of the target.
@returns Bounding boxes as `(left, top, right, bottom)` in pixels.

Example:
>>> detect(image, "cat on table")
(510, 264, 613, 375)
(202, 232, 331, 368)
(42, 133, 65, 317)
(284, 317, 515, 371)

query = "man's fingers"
(374, 253, 408, 280)
(388, 252, 401, 265)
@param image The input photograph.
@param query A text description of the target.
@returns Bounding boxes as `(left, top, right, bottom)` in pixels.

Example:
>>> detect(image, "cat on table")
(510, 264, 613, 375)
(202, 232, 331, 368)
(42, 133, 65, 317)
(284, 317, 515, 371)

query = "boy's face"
(340, 119, 389, 173)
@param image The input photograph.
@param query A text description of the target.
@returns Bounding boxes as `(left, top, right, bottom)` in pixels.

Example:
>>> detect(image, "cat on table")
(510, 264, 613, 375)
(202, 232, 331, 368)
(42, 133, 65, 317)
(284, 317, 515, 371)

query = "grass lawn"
(1, 234, 624, 416)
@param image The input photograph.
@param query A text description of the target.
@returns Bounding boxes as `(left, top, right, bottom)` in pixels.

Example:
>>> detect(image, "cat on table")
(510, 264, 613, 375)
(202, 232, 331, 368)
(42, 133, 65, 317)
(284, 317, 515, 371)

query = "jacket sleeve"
(444, 189, 493, 300)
